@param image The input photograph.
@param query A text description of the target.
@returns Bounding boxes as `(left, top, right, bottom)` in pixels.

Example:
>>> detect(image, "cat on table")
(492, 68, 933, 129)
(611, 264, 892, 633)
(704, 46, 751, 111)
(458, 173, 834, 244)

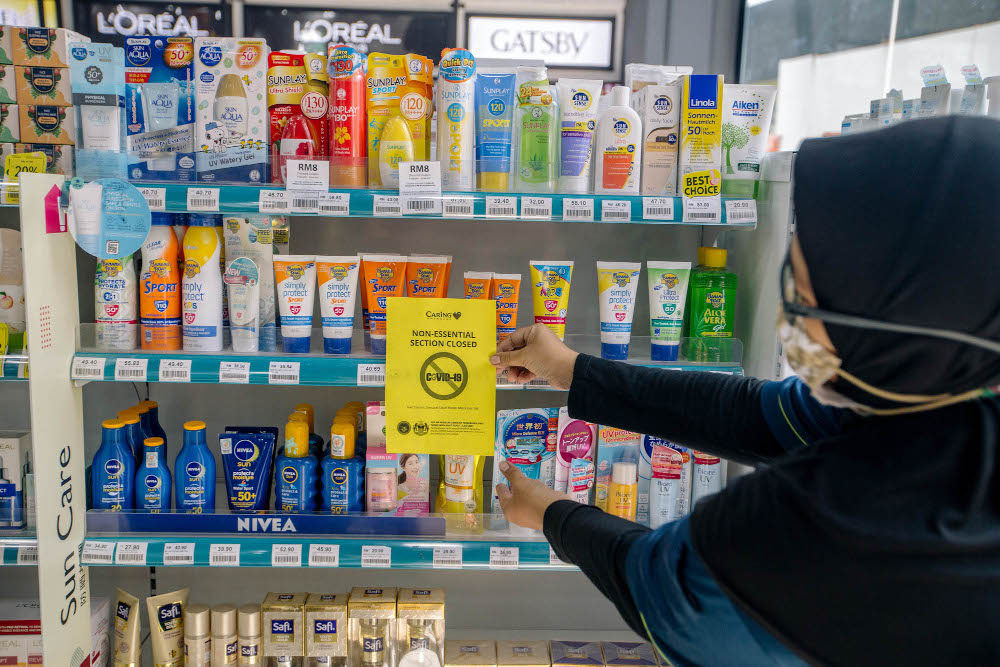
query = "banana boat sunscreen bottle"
(182, 215, 224, 351)
(140, 213, 182, 350)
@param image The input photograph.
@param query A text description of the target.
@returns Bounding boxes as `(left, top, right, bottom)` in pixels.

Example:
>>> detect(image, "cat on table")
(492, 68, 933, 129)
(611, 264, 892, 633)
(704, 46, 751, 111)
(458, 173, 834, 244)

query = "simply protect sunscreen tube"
(273, 255, 317, 353)
(596, 261, 641, 360)
(647, 261, 691, 361)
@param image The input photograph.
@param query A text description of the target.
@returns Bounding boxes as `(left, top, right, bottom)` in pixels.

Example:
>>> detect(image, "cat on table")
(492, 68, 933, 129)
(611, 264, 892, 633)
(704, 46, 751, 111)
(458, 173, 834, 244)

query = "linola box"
(194, 37, 268, 183)
(634, 81, 681, 196)
(679, 74, 723, 222)
(263, 592, 306, 658)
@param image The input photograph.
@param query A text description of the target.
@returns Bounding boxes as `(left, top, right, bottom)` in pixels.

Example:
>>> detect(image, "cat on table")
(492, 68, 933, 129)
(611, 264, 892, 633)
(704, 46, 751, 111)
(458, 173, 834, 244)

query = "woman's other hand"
(489, 324, 579, 390)
(494, 460, 570, 530)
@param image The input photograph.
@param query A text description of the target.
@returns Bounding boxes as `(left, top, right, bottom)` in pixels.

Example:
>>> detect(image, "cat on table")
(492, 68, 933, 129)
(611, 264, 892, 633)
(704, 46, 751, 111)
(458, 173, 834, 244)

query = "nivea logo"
(145, 474, 159, 489)
(332, 467, 348, 485)
(127, 44, 151, 66)
(71, 46, 87, 61)
(282, 466, 298, 484)
(613, 119, 630, 135)
(104, 459, 122, 476)
(234, 439, 256, 462)
(271, 619, 294, 634)
(314, 620, 337, 634)
(185, 461, 203, 478)
(200, 45, 222, 66)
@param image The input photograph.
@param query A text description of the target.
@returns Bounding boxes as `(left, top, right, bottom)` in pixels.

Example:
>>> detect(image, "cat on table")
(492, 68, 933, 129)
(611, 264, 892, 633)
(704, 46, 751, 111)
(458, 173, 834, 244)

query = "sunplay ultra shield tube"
(557, 79, 603, 193)
(596, 261, 641, 360)
(273, 255, 317, 353)
(647, 261, 691, 361)
(225, 257, 260, 353)
(316, 255, 360, 354)
(114, 587, 142, 667)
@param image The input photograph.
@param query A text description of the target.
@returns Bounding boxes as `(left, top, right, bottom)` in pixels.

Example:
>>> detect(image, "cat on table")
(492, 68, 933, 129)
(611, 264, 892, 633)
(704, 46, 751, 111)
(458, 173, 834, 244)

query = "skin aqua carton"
(12, 27, 89, 67)
(69, 42, 126, 180)
(679, 74, 724, 222)
(444, 640, 497, 667)
(497, 640, 550, 667)
(550, 641, 604, 667)
(491, 409, 550, 523)
(396, 589, 445, 667)
(348, 587, 397, 667)
(125, 37, 196, 181)
(594, 426, 641, 512)
(194, 38, 268, 183)
(263, 593, 306, 661)
(305, 593, 348, 663)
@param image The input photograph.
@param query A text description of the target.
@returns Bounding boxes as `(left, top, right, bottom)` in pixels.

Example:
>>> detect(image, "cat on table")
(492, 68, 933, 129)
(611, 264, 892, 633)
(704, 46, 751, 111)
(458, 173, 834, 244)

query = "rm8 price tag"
(489, 546, 519, 569)
(209, 544, 240, 566)
(114, 358, 148, 382)
(271, 543, 302, 567)
(187, 187, 220, 212)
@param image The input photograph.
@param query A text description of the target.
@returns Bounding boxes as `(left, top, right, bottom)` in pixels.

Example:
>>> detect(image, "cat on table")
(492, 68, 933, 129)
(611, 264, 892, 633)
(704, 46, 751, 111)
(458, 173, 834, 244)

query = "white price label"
(268, 361, 300, 385)
(16, 546, 37, 565)
(71, 356, 105, 380)
(271, 543, 303, 567)
(290, 191, 322, 214)
(432, 546, 463, 569)
(684, 196, 721, 223)
(486, 196, 517, 218)
(81, 541, 116, 564)
(521, 197, 552, 220)
(399, 161, 443, 215)
(442, 195, 474, 218)
(361, 545, 392, 568)
(286, 159, 330, 190)
(489, 546, 519, 569)
(602, 200, 632, 221)
(159, 358, 192, 382)
(643, 197, 675, 221)
(563, 198, 594, 221)
(162, 543, 195, 565)
(115, 542, 148, 565)
(138, 187, 166, 211)
(187, 187, 220, 212)
(209, 544, 240, 567)
(308, 544, 340, 567)
(373, 194, 401, 217)
(549, 546, 565, 565)
(356, 363, 385, 386)
(258, 189, 290, 213)
(114, 358, 148, 382)
(724, 199, 758, 224)
(319, 192, 350, 216)
(219, 361, 251, 384)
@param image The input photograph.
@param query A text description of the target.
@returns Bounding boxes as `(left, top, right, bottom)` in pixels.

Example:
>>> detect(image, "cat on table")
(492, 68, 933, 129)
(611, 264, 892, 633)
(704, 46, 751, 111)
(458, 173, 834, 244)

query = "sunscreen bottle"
(117, 411, 144, 463)
(214, 74, 248, 140)
(294, 402, 325, 457)
(377, 115, 414, 188)
(92, 419, 136, 511)
(595, 86, 642, 194)
(608, 461, 637, 520)
(95, 255, 138, 350)
(135, 437, 172, 512)
(140, 399, 169, 451)
(182, 215, 224, 351)
(174, 420, 216, 513)
(140, 213, 182, 350)
(437, 48, 476, 190)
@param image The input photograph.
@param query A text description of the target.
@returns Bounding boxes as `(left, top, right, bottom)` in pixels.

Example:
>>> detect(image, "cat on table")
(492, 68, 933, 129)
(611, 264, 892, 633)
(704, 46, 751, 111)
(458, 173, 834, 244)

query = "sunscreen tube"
(273, 255, 317, 353)
(492, 273, 520, 344)
(225, 257, 260, 353)
(361, 254, 408, 355)
(692, 450, 726, 504)
(405, 255, 449, 298)
(529, 260, 574, 340)
(475, 70, 516, 191)
(720, 84, 776, 197)
(596, 261, 641, 360)
(463, 271, 493, 299)
(437, 48, 476, 190)
(568, 458, 595, 504)
(316, 255, 360, 354)
(506, 439, 544, 480)
(114, 587, 142, 667)
(147, 587, 190, 667)
(557, 79, 603, 193)
(647, 261, 691, 361)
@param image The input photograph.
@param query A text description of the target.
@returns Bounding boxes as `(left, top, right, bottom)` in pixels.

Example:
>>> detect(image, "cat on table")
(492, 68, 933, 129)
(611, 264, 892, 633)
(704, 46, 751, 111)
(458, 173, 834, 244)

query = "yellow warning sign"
(385, 297, 496, 455)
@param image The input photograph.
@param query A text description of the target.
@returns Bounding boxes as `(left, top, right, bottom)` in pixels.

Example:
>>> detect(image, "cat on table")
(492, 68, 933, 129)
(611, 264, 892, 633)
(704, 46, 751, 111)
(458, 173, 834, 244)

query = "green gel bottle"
(687, 247, 737, 362)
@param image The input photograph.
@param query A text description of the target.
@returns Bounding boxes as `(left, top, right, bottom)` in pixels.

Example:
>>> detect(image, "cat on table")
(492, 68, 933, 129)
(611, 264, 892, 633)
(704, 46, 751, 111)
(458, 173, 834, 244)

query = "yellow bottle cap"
(697, 247, 707, 266)
(703, 248, 727, 269)
(139, 400, 158, 409)
(344, 401, 364, 412)
(117, 412, 140, 425)
(294, 403, 315, 432)
(288, 413, 307, 423)
(133, 404, 150, 415)
(183, 420, 206, 431)
(144, 437, 164, 447)
(284, 419, 310, 458)
(102, 419, 124, 429)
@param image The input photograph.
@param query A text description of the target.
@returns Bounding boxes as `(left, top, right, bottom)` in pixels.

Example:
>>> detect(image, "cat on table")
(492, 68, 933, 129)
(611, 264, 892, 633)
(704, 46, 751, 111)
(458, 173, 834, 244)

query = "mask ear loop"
(833, 366, 987, 416)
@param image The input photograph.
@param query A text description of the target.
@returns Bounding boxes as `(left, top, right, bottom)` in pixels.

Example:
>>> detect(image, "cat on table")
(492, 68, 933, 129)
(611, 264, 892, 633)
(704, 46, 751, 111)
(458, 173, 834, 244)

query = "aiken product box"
(262, 592, 306, 658)
(635, 82, 681, 196)
(194, 37, 268, 183)
(125, 36, 196, 181)
(15, 143, 73, 175)
(679, 74, 723, 222)
(497, 640, 551, 667)
(15, 66, 71, 105)
(18, 104, 74, 144)
(396, 589, 445, 667)
(12, 27, 89, 67)
(0, 432, 30, 529)
(0, 104, 17, 141)
(0, 597, 110, 667)
(445, 640, 498, 667)
(348, 587, 397, 667)
(550, 641, 604, 667)
(266, 50, 328, 184)
(0, 27, 11, 65)
(601, 642, 658, 667)
(305, 593, 348, 659)
(0, 66, 14, 103)
(594, 426, 641, 512)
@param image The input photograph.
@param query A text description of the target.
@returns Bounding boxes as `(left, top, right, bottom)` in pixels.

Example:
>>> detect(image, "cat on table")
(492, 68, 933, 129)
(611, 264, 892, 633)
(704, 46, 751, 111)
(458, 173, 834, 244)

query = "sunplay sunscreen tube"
(647, 261, 691, 361)
(328, 43, 367, 187)
(475, 70, 516, 191)
(114, 587, 142, 667)
(596, 261, 641, 360)
(558, 79, 603, 193)
(463, 271, 493, 299)
(361, 254, 408, 355)
(437, 48, 476, 190)
(273, 255, 317, 353)
(529, 260, 574, 340)
(316, 255, 360, 354)
(492, 273, 520, 344)
(405, 255, 449, 298)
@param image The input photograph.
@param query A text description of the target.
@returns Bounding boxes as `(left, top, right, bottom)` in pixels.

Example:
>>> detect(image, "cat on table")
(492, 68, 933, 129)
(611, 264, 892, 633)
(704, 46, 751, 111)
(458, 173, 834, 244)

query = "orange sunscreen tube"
(530, 260, 574, 340)
(405, 255, 450, 298)
(464, 271, 493, 299)
(492, 273, 521, 344)
(361, 254, 407, 355)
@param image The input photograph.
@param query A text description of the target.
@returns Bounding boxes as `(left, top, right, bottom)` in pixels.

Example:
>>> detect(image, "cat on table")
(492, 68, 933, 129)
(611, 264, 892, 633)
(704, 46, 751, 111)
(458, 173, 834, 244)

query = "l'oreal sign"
(74, 2, 229, 47)
(96, 8, 209, 37)
(466, 15, 614, 69)
(293, 19, 401, 51)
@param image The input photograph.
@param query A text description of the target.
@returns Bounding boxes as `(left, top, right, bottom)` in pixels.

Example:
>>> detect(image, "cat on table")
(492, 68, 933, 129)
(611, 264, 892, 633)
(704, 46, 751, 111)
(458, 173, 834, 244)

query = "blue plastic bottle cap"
(601, 342, 630, 361)
(651, 343, 679, 361)
(324, 337, 352, 355)
(282, 336, 311, 354)
(370, 337, 387, 355)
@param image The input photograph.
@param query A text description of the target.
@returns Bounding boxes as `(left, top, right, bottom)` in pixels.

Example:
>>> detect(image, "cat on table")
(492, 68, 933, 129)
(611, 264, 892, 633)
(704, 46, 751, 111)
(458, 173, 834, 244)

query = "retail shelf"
(71, 329, 743, 387)
(0, 531, 38, 565)
(1, 353, 27, 380)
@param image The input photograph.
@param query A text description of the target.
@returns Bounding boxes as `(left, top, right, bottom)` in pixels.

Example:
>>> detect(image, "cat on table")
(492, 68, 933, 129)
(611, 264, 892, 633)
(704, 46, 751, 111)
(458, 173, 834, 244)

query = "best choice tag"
(287, 159, 329, 191)
(399, 161, 442, 215)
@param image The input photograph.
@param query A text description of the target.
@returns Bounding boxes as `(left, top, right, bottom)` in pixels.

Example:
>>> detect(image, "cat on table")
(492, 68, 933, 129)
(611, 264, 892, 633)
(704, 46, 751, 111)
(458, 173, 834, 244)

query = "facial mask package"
(194, 37, 268, 183)
(491, 408, 550, 523)
(125, 37, 196, 181)
(594, 426, 641, 512)
(69, 42, 126, 180)
(18, 104, 74, 144)
(13, 27, 89, 67)
(0, 67, 14, 104)
(15, 65, 72, 105)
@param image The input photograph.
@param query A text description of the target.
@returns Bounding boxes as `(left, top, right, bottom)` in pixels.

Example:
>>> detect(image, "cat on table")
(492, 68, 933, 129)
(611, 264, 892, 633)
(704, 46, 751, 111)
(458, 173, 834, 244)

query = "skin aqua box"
(497, 640, 551, 667)
(305, 593, 348, 662)
(550, 642, 604, 667)
(262, 592, 306, 659)
(0, 66, 15, 103)
(396, 589, 445, 667)
(348, 587, 397, 667)
(194, 37, 268, 183)
(445, 640, 498, 667)
(125, 36, 196, 181)
(594, 426, 641, 512)
(11, 27, 89, 68)
(679, 74, 723, 222)
(601, 642, 659, 667)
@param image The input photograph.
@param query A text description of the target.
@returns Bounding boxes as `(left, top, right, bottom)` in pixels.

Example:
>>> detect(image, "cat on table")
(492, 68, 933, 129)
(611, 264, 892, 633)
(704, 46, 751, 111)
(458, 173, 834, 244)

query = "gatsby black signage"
(73, 1, 229, 46)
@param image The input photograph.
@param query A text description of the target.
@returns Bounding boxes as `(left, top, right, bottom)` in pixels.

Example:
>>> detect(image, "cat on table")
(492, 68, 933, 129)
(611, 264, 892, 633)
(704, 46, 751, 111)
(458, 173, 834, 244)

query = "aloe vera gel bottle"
(687, 247, 737, 362)
(515, 66, 559, 193)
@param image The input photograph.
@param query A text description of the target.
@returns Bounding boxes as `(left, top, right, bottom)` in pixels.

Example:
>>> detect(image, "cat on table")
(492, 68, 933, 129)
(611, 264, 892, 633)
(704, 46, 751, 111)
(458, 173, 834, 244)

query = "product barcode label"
(115, 542, 148, 565)
(271, 543, 302, 567)
(356, 363, 385, 386)
(163, 542, 195, 565)
(71, 356, 106, 380)
(549, 546, 566, 565)
(81, 541, 116, 564)
(404, 198, 438, 212)
(521, 197, 552, 220)
(187, 187, 220, 212)
(16, 546, 38, 565)
(602, 200, 632, 221)
(268, 361, 300, 385)
(290, 193, 321, 213)
(138, 187, 166, 212)
(258, 190, 290, 213)
(724, 199, 758, 224)
(209, 543, 240, 566)
(219, 361, 251, 384)
(525, 377, 552, 388)
(308, 544, 340, 567)
(361, 545, 391, 568)
(489, 546, 519, 569)
(373, 195, 401, 217)
(319, 192, 350, 216)
(563, 198, 594, 221)
(643, 197, 675, 221)
(486, 196, 517, 218)
(114, 358, 148, 382)
(442, 196, 474, 218)
(684, 197, 721, 223)
(159, 358, 192, 382)
(432, 546, 463, 569)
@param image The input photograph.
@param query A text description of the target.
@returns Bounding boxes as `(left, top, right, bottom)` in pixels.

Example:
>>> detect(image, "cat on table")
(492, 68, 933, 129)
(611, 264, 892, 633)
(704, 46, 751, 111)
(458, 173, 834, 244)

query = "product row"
(88, 399, 725, 531)
(95, 212, 738, 362)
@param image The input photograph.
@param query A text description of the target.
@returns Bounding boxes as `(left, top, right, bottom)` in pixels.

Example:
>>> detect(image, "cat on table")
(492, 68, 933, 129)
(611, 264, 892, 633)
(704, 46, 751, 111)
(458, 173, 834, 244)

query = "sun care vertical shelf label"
(725, 199, 757, 225)
(81, 540, 116, 564)
(373, 195, 401, 217)
(563, 198, 595, 221)
(318, 193, 350, 216)
(361, 545, 392, 568)
(486, 196, 517, 218)
(602, 200, 632, 222)
(357, 363, 386, 386)
(114, 542, 148, 565)
(271, 543, 303, 567)
(163, 543, 195, 565)
(159, 359, 192, 382)
(432, 546, 463, 569)
(443, 196, 475, 218)
(187, 187, 220, 212)
(308, 544, 340, 567)
(521, 197, 552, 220)
(643, 197, 675, 221)
(210, 543, 241, 566)
(71, 356, 106, 380)
(114, 358, 148, 382)
(259, 190, 290, 213)
(219, 361, 251, 384)
(489, 546, 519, 569)
(138, 187, 166, 211)
(399, 161, 443, 215)
(268, 361, 300, 385)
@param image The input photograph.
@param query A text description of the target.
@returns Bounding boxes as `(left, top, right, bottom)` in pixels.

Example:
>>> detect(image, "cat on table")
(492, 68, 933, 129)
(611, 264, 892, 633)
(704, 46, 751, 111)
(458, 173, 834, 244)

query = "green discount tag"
(3, 152, 47, 205)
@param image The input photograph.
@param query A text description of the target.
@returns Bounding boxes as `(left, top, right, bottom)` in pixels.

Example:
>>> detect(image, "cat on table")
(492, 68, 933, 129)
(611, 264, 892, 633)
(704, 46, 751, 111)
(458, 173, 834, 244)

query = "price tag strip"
(643, 197, 675, 221)
(209, 543, 241, 567)
(318, 192, 350, 216)
(486, 196, 517, 218)
(258, 189, 290, 213)
(361, 545, 392, 568)
(602, 200, 632, 222)
(271, 543, 303, 567)
(16, 545, 38, 565)
(373, 195, 401, 217)
(187, 187, 220, 212)
(432, 546, 463, 569)
(158, 359, 192, 382)
(138, 187, 167, 212)
(489, 546, 519, 570)
(724, 199, 758, 225)
(268, 361, 300, 385)
(442, 196, 474, 218)
(219, 361, 251, 384)
(81, 540, 116, 564)
(71, 356, 106, 380)
(114, 358, 148, 382)
(562, 198, 595, 221)
(114, 541, 148, 565)
(162, 543, 195, 565)
(521, 197, 552, 220)
(308, 544, 340, 567)
(356, 363, 385, 386)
